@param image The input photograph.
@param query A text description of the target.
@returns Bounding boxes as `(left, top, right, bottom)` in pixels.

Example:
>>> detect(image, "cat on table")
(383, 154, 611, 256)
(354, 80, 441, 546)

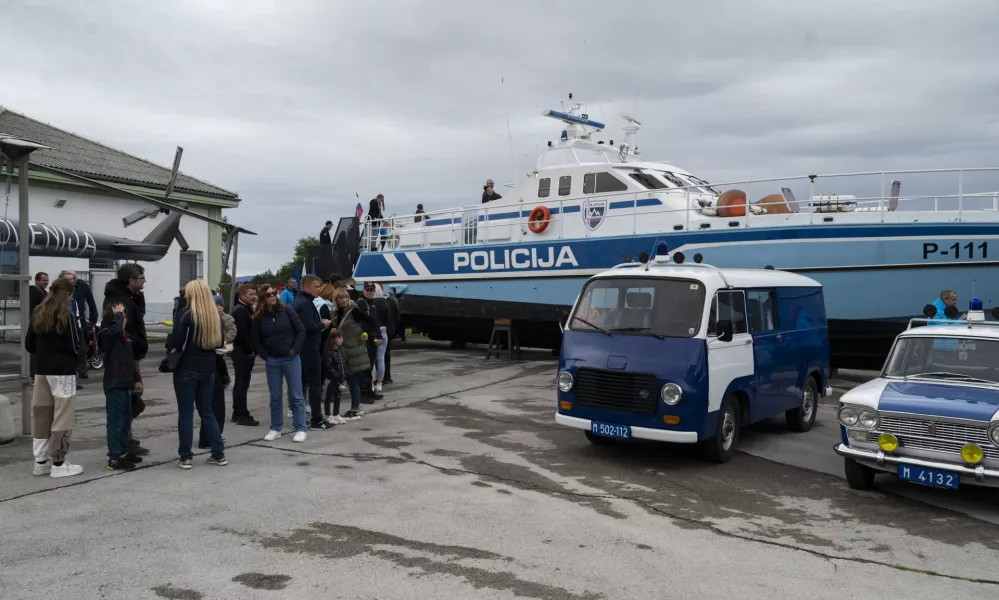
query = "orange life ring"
(528, 206, 551, 233)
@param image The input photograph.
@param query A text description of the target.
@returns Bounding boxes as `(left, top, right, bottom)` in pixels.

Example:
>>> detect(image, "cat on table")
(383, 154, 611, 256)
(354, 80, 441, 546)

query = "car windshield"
(883, 336, 999, 384)
(569, 277, 705, 338)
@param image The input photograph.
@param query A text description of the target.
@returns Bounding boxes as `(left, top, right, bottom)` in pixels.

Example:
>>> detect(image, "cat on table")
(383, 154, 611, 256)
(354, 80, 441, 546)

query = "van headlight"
(989, 423, 999, 445)
(557, 371, 574, 392)
(660, 383, 682, 405)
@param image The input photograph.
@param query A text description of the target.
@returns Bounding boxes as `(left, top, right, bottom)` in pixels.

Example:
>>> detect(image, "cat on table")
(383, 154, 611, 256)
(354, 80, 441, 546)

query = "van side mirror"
(716, 320, 734, 342)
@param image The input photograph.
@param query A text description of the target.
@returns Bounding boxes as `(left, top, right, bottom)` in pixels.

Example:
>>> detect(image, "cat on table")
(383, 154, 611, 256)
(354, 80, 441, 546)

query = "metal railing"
(359, 167, 999, 253)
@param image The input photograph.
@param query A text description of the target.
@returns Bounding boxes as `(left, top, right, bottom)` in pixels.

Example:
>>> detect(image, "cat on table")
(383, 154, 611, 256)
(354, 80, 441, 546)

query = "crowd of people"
(25, 263, 403, 476)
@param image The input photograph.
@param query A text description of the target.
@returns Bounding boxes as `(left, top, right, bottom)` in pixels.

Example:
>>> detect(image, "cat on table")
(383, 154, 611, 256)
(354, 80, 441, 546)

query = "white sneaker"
(50, 462, 84, 478)
(325, 415, 337, 425)
(286, 409, 293, 418)
(306, 405, 311, 414)
(334, 415, 347, 425)
(375, 382, 383, 393)
(338, 383, 347, 391)
(263, 430, 282, 441)
(293, 431, 307, 443)
(33, 460, 52, 476)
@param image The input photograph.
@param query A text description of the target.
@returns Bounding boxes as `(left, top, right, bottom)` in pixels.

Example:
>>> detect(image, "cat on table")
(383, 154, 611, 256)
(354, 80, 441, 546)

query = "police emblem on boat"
(583, 199, 607, 230)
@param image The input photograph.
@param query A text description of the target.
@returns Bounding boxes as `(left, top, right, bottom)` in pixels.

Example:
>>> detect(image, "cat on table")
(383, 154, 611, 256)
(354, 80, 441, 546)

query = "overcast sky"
(4, 0, 999, 275)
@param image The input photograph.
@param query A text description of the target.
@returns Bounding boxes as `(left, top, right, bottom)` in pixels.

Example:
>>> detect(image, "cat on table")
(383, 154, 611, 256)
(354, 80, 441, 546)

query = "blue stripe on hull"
(356, 221, 999, 322)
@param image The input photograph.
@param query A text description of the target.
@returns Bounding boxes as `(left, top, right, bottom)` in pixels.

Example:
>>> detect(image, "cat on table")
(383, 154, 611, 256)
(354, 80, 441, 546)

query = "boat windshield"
(883, 336, 999, 384)
(569, 277, 705, 338)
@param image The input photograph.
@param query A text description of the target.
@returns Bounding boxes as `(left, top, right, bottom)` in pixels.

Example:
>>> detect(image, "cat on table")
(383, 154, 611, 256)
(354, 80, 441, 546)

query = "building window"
(558, 175, 572, 196)
(583, 172, 629, 194)
(89, 258, 116, 271)
(538, 177, 551, 198)
(180, 250, 204, 288)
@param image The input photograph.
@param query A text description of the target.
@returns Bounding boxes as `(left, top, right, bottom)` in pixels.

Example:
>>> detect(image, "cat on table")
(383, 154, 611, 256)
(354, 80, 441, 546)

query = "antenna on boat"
(501, 77, 517, 194)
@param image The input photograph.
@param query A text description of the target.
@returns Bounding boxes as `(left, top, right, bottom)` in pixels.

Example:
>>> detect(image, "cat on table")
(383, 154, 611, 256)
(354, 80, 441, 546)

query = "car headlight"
(857, 410, 880, 430)
(557, 371, 574, 392)
(838, 406, 859, 427)
(989, 424, 999, 446)
(660, 383, 682, 405)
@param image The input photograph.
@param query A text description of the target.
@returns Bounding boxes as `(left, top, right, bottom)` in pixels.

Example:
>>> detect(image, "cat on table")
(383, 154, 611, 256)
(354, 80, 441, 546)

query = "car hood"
(878, 380, 999, 422)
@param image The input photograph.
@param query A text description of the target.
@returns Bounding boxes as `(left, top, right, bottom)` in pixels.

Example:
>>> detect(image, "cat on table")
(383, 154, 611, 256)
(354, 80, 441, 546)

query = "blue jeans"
(345, 372, 363, 410)
(266, 355, 307, 432)
(174, 370, 223, 460)
(374, 331, 388, 381)
(105, 388, 133, 458)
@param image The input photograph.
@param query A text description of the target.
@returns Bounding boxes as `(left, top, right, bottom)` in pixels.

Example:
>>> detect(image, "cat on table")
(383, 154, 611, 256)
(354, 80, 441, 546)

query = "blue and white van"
(554, 247, 832, 462)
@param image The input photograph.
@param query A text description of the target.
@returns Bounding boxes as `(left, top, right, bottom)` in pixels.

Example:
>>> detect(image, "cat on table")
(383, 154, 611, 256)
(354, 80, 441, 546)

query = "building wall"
(10, 184, 218, 322)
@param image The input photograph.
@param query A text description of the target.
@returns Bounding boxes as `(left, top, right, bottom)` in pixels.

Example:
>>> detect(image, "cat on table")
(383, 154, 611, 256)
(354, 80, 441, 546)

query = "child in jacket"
(322, 329, 347, 425)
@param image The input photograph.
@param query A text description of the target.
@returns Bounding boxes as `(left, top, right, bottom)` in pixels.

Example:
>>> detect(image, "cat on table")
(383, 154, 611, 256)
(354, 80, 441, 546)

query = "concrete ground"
(2, 342, 999, 600)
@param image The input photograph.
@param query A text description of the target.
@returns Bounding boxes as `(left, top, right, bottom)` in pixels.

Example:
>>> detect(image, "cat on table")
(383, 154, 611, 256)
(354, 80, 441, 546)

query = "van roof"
(591, 263, 822, 289)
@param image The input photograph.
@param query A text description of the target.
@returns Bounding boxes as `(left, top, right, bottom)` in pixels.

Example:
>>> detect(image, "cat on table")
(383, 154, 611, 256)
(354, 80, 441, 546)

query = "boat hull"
(354, 223, 999, 369)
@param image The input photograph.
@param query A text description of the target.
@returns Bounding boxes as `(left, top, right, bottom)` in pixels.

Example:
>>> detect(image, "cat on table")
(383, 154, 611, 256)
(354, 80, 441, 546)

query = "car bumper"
(834, 443, 999, 484)
(555, 412, 699, 443)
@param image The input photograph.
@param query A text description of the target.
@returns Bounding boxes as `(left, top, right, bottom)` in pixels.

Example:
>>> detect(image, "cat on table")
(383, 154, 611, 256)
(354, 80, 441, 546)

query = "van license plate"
(897, 464, 959, 489)
(591, 421, 631, 439)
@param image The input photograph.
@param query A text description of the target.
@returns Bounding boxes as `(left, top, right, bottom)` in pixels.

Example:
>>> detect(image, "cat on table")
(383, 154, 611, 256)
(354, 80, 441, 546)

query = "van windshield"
(570, 277, 705, 338)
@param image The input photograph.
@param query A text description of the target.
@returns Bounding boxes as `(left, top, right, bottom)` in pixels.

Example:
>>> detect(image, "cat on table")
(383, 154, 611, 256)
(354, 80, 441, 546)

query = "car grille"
(573, 368, 660, 414)
(868, 416, 999, 459)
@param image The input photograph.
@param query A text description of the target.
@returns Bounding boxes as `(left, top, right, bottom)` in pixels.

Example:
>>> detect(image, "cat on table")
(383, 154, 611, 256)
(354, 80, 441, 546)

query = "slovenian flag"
(355, 203, 363, 219)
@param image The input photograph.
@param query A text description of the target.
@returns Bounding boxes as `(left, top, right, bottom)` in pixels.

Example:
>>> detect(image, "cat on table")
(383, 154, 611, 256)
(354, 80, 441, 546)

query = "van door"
(706, 290, 753, 416)
(746, 289, 782, 421)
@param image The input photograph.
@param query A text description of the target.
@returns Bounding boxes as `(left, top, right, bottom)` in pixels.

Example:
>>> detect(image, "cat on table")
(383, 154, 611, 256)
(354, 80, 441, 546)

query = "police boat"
(349, 97, 999, 369)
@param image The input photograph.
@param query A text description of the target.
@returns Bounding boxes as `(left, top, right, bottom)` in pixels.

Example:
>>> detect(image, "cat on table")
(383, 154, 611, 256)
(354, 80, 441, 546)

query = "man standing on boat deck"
(368, 194, 386, 250)
(482, 179, 502, 203)
(320, 221, 333, 245)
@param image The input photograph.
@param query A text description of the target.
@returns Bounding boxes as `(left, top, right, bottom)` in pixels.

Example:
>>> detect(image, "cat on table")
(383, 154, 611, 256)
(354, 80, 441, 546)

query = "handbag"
(159, 327, 190, 373)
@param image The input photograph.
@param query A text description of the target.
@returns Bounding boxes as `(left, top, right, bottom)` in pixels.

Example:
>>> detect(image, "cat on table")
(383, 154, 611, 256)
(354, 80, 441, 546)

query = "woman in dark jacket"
(167, 280, 225, 470)
(329, 288, 375, 420)
(25, 277, 84, 478)
(253, 284, 308, 442)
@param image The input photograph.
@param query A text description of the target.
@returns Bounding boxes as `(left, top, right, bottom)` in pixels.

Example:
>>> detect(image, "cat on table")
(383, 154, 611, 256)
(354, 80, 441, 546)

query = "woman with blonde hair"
(26, 277, 84, 478)
(167, 279, 226, 469)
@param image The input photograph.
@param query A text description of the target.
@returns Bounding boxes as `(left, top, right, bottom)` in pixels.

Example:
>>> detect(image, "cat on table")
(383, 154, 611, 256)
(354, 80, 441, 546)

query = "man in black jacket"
(320, 221, 333, 245)
(230, 284, 259, 426)
(383, 289, 401, 384)
(62, 270, 99, 380)
(28, 272, 48, 377)
(101, 263, 150, 456)
(291, 275, 333, 430)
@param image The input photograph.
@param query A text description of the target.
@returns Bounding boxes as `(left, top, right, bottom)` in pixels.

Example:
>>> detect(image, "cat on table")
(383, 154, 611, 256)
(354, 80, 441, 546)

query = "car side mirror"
(716, 319, 734, 343)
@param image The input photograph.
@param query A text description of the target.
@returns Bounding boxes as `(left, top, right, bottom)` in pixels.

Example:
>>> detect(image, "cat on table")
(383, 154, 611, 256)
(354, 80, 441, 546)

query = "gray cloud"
(4, 0, 999, 273)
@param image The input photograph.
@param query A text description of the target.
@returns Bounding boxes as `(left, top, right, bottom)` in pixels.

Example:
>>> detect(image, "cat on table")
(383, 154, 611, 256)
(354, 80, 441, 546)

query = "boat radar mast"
(538, 95, 642, 167)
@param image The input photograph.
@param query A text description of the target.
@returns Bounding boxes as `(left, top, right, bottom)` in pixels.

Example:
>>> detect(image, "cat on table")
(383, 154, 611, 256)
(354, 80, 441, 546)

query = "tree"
(274, 236, 319, 285)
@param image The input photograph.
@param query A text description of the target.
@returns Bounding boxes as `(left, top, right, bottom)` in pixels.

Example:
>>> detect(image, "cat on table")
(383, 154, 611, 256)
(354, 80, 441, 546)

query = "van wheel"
(585, 431, 617, 446)
(844, 458, 876, 490)
(786, 378, 818, 432)
(701, 396, 739, 463)
(89, 355, 104, 370)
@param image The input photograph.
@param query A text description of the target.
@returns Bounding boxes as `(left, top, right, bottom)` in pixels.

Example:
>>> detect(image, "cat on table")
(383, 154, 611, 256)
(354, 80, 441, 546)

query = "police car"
(834, 300, 999, 490)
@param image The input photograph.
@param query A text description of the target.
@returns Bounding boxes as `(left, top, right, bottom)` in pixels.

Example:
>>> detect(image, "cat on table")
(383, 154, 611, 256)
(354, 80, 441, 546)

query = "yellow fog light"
(559, 401, 572, 411)
(878, 433, 899, 452)
(961, 444, 984, 464)
(663, 415, 680, 425)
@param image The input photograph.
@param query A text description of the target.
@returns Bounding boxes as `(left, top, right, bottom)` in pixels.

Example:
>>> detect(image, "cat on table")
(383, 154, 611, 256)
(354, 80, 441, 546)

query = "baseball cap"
(363, 282, 376, 291)
(214, 294, 224, 306)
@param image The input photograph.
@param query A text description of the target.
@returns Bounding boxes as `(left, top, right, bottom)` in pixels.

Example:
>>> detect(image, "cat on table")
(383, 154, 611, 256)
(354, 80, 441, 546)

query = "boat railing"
(359, 166, 999, 252)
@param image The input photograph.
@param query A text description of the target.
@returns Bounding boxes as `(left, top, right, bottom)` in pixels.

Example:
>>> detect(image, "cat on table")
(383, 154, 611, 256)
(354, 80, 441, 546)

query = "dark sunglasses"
(265, 291, 278, 298)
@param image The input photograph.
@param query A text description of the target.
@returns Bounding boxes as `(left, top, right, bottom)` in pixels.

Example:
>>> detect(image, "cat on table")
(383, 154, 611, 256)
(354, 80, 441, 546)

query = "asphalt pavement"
(1, 342, 998, 599)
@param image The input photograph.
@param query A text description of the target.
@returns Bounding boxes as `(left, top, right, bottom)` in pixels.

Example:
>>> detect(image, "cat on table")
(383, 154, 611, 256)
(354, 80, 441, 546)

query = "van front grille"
(574, 368, 660, 414)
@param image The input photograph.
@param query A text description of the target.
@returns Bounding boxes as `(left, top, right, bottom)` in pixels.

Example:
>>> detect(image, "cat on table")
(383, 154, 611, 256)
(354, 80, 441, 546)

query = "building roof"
(0, 107, 238, 200)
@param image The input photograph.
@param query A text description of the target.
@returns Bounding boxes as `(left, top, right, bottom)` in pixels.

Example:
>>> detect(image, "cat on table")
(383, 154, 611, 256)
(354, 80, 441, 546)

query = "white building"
(0, 107, 239, 322)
